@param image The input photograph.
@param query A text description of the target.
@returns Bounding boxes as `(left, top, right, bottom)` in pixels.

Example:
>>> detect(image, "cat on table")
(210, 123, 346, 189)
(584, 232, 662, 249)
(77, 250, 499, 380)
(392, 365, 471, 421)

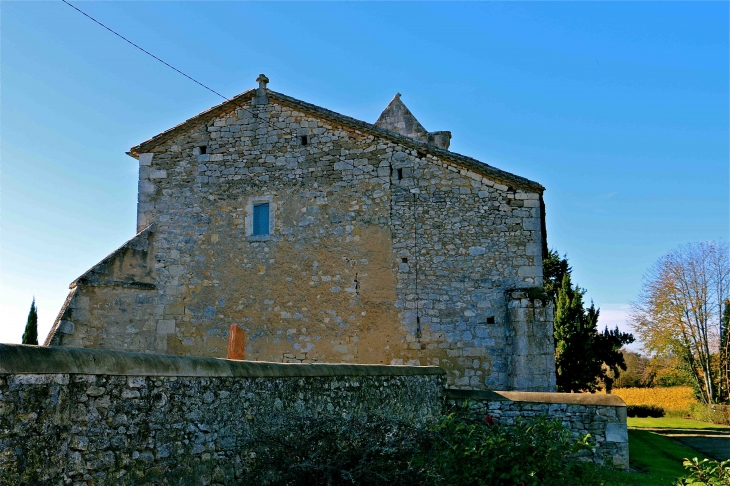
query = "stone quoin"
(45, 75, 556, 392)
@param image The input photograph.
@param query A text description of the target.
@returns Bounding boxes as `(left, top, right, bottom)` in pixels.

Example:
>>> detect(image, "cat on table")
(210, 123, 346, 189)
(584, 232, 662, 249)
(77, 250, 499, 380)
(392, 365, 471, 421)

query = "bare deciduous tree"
(630, 241, 730, 404)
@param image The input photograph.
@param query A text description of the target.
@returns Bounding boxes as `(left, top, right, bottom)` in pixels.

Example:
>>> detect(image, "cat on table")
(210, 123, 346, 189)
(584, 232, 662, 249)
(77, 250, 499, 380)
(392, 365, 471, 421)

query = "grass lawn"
(628, 417, 730, 430)
(617, 429, 710, 485)
(603, 417, 726, 485)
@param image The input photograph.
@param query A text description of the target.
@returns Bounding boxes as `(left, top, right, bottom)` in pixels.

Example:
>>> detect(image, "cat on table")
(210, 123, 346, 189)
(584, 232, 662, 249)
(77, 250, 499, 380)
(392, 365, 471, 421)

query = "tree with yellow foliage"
(630, 241, 729, 404)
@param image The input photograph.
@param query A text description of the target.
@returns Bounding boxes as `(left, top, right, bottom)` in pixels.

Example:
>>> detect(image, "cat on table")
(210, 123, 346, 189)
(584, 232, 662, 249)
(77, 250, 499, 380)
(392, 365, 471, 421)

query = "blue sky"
(1, 2, 727, 349)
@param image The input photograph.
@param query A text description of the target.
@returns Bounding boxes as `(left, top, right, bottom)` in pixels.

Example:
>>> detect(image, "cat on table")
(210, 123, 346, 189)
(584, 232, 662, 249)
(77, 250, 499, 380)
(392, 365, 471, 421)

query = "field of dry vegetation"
(608, 386, 697, 416)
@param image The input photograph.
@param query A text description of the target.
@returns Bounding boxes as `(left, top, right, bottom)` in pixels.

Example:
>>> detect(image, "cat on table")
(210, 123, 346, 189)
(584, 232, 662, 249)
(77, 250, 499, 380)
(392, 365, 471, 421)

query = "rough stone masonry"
(0, 344, 446, 485)
(0, 344, 628, 485)
(45, 75, 556, 392)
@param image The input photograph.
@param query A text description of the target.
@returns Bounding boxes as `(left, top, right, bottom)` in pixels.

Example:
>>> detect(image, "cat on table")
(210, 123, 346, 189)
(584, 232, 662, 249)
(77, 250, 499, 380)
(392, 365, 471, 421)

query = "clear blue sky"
(1, 2, 727, 348)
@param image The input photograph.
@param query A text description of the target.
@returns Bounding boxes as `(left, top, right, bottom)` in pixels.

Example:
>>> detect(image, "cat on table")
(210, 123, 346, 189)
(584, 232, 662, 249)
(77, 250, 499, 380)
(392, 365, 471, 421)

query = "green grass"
(616, 417, 724, 485)
(629, 429, 708, 483)
(605, 429, 711, 486)
(628, 417, 730, 430)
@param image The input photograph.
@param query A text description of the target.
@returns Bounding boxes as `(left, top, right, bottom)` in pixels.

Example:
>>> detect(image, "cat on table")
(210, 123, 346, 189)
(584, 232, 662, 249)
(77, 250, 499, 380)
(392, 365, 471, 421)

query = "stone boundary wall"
(0, 345, 445, 485)
(445, 388, 629, 469)
(0, 345, 629, 484)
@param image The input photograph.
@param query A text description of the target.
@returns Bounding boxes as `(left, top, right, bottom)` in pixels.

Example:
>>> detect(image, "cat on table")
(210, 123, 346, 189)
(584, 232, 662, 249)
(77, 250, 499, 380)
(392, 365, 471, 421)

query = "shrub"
(688, 403, 730, 426)
(242, 414, 430, 485)
(241, 412, 608, 486)
(427, 412, 600, 486)
(676, 458, 730, 486)
(627, 404, 665, 418)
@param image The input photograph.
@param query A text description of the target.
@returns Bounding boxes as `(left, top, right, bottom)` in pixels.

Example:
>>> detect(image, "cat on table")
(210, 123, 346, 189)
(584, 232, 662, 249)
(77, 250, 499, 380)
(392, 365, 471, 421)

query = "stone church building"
(45, 75, 556, 391)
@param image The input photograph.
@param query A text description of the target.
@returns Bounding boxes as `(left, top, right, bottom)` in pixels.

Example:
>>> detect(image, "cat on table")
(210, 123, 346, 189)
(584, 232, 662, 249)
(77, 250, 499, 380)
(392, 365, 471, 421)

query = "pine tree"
(22, 298, 38, 345)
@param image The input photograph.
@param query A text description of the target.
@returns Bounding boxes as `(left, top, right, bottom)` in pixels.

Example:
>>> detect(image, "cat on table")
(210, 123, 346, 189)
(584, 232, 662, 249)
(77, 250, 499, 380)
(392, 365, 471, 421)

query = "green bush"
(242, 411, 611, 486)
(242, 414, 430, 485)
(425, 412, 602, 486)
(676, 458, 730, 486)
(689, 403, 730, 425)
(627, 404, 665, 418)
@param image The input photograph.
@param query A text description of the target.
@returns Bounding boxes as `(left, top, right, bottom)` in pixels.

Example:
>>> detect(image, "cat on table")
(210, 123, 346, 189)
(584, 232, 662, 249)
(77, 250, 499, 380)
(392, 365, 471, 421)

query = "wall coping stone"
(445, 388, 626, 407)
(0, 344, 446, 378)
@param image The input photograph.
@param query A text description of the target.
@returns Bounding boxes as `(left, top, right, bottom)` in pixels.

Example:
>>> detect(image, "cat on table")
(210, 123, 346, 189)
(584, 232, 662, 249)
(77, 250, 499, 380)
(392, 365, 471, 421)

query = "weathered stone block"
(605, 422, 628, 443)
(138, 153, 154, 166)
(156, 320, 175, 335)
(518, 266, 541, 277)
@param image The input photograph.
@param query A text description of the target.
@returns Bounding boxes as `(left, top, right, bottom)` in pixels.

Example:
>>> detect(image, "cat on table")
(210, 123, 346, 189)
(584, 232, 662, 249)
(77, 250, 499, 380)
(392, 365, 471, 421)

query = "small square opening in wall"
(401, 257, 408, 263)
(300, 135, 309, 146)
(199, 146, 207, 155)
(253, 203, 270, 236)
(486, 316, 496, 324)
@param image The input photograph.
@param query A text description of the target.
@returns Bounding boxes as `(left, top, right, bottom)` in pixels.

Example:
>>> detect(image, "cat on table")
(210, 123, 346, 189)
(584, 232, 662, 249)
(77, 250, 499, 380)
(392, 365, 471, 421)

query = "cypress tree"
(549, 254, 634, 392)
(554, 274, 599, 392)
(22, 298, 38, 345)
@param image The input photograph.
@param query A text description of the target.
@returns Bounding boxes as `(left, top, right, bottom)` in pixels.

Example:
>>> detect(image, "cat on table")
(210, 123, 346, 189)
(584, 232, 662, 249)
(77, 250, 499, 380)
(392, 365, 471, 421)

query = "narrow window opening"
(401, 257, 408, 263)
(397, 168, 403, 180)
(199, 146, 207, 155)
(252, 203, 270, 236)
(300, 135, 309, 146)
(486, 316, 496, 324)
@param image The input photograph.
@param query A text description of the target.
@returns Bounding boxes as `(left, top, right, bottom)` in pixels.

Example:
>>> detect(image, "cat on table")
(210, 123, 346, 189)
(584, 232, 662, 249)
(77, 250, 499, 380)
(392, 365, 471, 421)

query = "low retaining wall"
(0, 344, 445, 485)
(445, 389, 629, 468)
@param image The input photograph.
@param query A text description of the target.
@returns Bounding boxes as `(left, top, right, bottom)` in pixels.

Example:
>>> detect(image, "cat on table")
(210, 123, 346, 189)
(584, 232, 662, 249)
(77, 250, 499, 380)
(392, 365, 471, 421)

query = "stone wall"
(0, 345, 627, 484)
(0, 344, 445, 485)
(45, 85, 554, 391)
(445, 389, 629, 469)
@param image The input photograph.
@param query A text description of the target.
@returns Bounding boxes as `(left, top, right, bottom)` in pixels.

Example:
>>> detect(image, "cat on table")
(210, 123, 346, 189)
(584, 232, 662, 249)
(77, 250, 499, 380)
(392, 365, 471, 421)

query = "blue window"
(253, 203, 269, 235)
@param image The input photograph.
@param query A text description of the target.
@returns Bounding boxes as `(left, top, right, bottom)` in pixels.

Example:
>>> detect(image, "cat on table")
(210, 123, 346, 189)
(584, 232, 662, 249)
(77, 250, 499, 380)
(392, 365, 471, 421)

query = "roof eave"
(129, 89, 257, 157)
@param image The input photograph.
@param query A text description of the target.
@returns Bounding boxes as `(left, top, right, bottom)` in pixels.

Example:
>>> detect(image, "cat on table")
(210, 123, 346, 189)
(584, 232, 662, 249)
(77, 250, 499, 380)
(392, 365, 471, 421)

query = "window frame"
(246, 196, 276, 241)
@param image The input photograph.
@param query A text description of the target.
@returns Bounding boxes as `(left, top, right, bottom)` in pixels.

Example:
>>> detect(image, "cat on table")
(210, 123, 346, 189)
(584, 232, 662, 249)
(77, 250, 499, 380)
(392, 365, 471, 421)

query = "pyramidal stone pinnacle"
(374, 93, 451, 150)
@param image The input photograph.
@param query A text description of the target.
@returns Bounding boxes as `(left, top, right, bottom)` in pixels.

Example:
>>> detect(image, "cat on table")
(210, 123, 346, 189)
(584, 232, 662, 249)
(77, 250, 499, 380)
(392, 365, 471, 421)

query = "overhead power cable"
(61, 0, 229, 101)
(61, 0, 419, 197)
(62, 0, 425, 335)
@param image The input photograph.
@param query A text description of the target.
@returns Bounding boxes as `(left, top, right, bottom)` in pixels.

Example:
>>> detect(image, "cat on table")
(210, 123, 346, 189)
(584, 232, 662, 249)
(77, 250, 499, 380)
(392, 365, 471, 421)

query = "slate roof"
(129, 88, 544, 193)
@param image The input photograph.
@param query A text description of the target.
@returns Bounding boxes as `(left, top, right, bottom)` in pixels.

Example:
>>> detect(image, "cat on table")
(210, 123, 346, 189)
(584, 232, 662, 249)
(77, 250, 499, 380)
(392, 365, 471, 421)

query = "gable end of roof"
(130, 89, 544, 193)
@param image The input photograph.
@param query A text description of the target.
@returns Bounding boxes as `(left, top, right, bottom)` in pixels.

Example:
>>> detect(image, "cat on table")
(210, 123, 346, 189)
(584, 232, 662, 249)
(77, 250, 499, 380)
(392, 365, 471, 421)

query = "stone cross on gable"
(254, 74, 269, 105)
(257, 74, 269, 90)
